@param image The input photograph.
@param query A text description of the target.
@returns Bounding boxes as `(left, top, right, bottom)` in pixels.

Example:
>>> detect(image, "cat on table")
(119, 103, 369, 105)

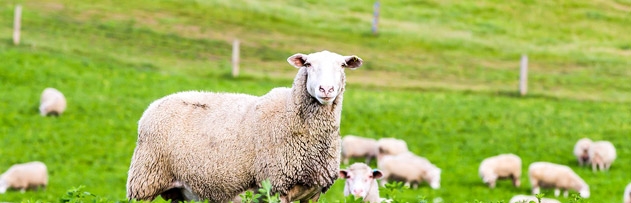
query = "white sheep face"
(287, 50, 362, 105)
(429, 168, 441, 189)
(339, 163, 382, 199)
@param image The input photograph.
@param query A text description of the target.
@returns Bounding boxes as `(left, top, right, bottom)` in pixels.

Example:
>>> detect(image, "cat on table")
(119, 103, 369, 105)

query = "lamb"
(528, 162, 589, 198)
(126, 50, 363, 203)
(39, 87, 67, 116)
(0, 161, 48, 193)
(587, 140, 616, 172)
(624, 182, 631, 203)
(508, 194, 561, 203)
(573, 138, 592, 167)
(377, 152, 441, 189)
(376, 138, 409, 159)
(478, 153, 521, 188)
(339, 163, 383, 203)
(341, 135, 379, 165)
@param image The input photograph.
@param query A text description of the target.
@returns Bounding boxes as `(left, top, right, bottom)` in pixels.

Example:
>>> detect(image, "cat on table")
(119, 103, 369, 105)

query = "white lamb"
(39, 87, 67, 116)
(0, 161, 48, 193)
(478, 153, 521, 188)
(573, 138, 592, 167)
(587, 140, 616, 172)
(126, 50, 363, 203)
(376, 138, 409, 158)
(528, 162, 589, 198)
(624, 182, 631, 203)
(339, 163, 383, 203)
(378, 152, 440, 189)
(341, 135, 379, 165)
(508, 194, 561, 203)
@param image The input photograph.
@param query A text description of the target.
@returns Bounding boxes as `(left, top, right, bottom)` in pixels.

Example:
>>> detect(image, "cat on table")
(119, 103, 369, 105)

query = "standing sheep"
(341, 135, 379, 165)
(126, 50, 363, 203)
(339, 163, 383, 203)
(573, 138, 592, 167)
(624, 182, 631, 203)
(376, 138, 408, 159)
(0, 161, 48, 193)
(378, 152, 441, 189)
(508, 194, 561, 203)
(39, 87, 67, 116)
(528, 162, 589, 198)
(588, 140, 616, 172)
(478, 153, 521, 188)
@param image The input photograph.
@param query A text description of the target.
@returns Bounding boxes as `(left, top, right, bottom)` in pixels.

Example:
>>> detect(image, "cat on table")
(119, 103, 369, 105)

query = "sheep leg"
(532, 186, 540, 195)
(126, 150, 174, 201)
(489, 180, 496, 189)
(301, 192, 321, 203)
(512, 177, 520, 187)
(563, 190, 568, 198)
(554, 188, 560, 197)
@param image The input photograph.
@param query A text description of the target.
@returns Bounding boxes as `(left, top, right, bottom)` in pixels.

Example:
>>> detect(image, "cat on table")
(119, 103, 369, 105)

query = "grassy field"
(1, 0, 630, 202)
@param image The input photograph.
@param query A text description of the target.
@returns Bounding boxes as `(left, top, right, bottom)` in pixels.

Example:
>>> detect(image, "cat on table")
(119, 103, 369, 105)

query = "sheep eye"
(304, 63, 311, 67)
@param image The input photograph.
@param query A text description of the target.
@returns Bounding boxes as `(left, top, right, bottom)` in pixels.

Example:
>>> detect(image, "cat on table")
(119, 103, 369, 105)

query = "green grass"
(1, 0, 630, 202)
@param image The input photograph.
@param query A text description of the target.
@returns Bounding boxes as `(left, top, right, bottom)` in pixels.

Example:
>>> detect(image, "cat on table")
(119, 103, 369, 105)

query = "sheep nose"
(319, 86, 335, 96)
(353, 188, 363, 195)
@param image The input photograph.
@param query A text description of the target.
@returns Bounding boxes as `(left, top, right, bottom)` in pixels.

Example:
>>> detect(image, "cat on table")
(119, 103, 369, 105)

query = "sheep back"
(341, 135, 378, 164)
(0, 161, 48, 193)
(528, 162, 588, 197)
(478, 153, 521, 188)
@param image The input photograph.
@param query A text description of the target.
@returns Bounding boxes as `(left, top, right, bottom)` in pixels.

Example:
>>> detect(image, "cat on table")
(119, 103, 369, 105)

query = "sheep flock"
(3, 50, 629, 203)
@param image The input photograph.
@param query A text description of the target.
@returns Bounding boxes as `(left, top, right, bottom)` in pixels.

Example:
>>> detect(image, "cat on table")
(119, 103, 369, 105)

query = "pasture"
(1, 0, 630, 202)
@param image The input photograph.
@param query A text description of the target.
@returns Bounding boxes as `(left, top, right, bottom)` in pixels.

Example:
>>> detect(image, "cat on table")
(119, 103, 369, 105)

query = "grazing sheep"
(341, 135, 379, 165)
(378, 152, 441, 189)
(478, 153, 521, 188)
(0, 161, 48, 193)
(39, 87, 67, 116)
(588, 140, 616, 172)
(339, 163, 383, 203)
(508, 194, 561, 203)
(624, 182, 631, 203)
(126, 50, 363, 203)
(573, 138, 592, 167)
(528, 162, 589, 198)
(376, 138, 409, 159)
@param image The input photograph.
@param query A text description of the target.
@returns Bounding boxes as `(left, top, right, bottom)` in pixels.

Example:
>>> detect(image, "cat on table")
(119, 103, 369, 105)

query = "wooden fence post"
(372, 1, 380, 35)
(13, 5, 22, 45)
(519, 54, 528, 96)
(232, 39, 240, 78)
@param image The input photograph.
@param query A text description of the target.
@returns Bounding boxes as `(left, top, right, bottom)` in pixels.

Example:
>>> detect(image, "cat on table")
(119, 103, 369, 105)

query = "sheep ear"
(343, 55, 362, 69)
(372, 169, 383, 179)
(339, 170, 350, 179)
(287, 53, 308, 68)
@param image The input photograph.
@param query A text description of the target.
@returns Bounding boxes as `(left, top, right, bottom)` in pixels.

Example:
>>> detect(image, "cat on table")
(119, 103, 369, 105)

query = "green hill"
(1, 0, 630, 202)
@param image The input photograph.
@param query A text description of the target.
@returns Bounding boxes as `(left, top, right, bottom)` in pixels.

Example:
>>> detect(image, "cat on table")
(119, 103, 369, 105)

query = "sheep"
(376, 138, 409, 160)
(339, 163, 383, 203)
(587, 140, 616, 172)
(126, 50, 363, 203)
(508, 194, 561, 203)
(478, 153, 521, 188)
(528, 162, 589, 198)
(0, 161, 48, 193)
(377, 152, 441, 189)
(341, 135, 379, 165)
(39, 87, 67, 116)
(573, 138, 592, 167)
(624, 182, 631, 203)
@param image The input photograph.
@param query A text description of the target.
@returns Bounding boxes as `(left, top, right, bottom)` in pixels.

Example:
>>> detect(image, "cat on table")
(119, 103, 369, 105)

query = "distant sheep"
(376, 138, 408, 159)
(508, 194, 561, 203)
(341, 135, 379, 165)
(378, 152, 441, 189)
(573, 138, 592, 167)
(478, 153, 521, 188)
(624, 182, 631, 203)
(528, 162, 589, 198)
(0, 161, 48, 193)
(339, 163, 383, 203)
(39, 87, 67, 116)
(126, 50, 363, 203)
(588, 140, 616, 172)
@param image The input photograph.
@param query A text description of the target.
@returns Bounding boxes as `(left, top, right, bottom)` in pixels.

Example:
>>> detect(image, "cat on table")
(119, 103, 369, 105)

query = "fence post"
(372, 1, 380, 35)
(232, 39, 240, 78)
(519, 54, 528, 96)
(13, 5, 22, 45)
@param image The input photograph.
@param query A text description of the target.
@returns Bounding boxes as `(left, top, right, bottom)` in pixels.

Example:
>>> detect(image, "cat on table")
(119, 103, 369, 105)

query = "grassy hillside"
(1, 0, 630, 202)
